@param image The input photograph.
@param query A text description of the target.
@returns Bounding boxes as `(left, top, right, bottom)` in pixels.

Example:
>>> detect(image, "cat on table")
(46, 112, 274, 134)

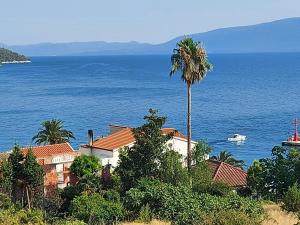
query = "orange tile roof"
(91, 126, 187, 151)
(22, 143, 76, 158)
(208, 160, 247, 187)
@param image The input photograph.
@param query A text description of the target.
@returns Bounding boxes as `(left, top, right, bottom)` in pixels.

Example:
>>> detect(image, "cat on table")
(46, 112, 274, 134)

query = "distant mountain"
(7, 17, 300, 56)
(0, 48, 29, 63)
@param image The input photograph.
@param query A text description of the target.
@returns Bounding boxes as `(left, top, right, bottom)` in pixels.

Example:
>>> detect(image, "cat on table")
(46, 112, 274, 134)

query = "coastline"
(1, 60, 31, 64)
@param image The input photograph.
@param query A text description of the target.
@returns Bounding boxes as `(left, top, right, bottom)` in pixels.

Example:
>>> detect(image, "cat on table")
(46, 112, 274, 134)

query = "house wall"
(167, 138, 196, 159)
(39, 154, 77, 193)
(80, 139, 197, 168)
(79, 146, 115, 167)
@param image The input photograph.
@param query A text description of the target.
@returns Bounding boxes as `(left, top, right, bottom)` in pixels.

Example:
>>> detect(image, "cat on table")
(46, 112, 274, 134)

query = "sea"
(1, 53, 300, 166)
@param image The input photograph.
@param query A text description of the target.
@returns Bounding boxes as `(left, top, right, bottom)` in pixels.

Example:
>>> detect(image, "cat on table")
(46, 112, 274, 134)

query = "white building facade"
(79, 125, 197, 168)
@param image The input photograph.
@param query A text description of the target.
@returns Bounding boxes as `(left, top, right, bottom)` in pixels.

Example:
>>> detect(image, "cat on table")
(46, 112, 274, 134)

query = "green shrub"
(137, 204, 152, 223)
(0, 208, 46, 225)
(55, 218, 87, 225)
(283, 183, 300, 212)
(208, 181, 233, 196)
(0, 193, 12, 209)
(199, 209, 260, 225)
(103, 189, 121, 203)
(70, 193, 124, 225)
(124, 178, 263, 225)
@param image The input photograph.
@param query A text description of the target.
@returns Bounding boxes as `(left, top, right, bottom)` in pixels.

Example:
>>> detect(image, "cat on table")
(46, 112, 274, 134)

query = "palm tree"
(32, 119, 75, 145)
(170, 37, 212, 172)
(210, 150, 245, 169)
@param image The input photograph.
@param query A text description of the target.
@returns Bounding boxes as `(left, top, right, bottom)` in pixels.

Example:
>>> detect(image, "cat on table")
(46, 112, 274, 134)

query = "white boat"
(228, 134, 246, 142)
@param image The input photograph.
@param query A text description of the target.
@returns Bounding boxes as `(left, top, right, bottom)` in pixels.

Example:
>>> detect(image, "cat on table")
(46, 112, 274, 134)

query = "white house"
(79, 125, 197, 168)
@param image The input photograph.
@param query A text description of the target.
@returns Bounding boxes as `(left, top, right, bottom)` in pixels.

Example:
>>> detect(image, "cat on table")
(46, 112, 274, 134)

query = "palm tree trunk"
(187, 82, 192, 172)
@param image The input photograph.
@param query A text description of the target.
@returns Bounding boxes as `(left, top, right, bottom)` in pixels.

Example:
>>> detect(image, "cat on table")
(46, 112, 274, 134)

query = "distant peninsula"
(0, 48, 30, 64)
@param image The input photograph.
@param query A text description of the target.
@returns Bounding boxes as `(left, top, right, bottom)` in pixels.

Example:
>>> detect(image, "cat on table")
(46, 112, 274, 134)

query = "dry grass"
(121, 204, 299, 225)
(120, 220, 170, 225)
(262, 204, 298, 225)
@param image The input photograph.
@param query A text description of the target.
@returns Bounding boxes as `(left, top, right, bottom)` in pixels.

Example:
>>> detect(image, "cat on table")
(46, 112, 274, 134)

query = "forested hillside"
(0, 48, 28, 63)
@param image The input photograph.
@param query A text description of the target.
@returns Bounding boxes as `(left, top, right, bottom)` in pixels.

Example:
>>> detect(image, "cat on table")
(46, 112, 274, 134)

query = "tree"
(32, 119, 75, 145)
(192, 140, 212, 165)
(0, 160, 13, 196)
(210, 150, 245, 169)
(9, 145, 25, 204)
(70, 155, 101, 179)
(247, 146, 300, 200)
(23, 148, 44, 209)
(116, 109, 172, 191)
(170, 37, 212, 172)
(7, 146, 44, 209)
(70, 193, 124, 224)
(282, 183, 300, 212)
(159, 149, 189, 186)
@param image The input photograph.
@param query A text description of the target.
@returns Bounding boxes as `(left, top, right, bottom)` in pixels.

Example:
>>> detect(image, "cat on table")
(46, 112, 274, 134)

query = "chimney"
(88, 130, 94, 146)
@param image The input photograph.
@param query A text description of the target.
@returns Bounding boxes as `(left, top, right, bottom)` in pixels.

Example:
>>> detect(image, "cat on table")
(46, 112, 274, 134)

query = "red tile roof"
(91, 126, 187, 151)
(22, 143, 76, 158)
(208, 160, 247, 187)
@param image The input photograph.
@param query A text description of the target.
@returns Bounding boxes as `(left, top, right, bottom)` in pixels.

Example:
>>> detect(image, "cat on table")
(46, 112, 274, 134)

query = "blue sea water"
(1, 53, 300, 166)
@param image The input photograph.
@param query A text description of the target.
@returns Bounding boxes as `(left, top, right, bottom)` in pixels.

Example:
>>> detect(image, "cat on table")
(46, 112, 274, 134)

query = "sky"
(1, 0, 300, 45)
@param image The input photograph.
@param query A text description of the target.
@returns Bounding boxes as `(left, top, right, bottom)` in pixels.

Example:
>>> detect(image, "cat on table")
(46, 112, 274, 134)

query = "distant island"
(0, 48, 30, 64)
(6, 17, 300, 56)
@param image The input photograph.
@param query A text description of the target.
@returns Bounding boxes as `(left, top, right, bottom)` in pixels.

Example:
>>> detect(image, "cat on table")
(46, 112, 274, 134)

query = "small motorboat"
(282, 118, 300, 147)
(228, 134, 246, 142)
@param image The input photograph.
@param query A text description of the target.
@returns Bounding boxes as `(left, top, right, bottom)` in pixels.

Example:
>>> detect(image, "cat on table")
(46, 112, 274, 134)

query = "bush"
(0, 208, 46, 225)
(199, 209, 260, 225)
(137, 204, 152, 223)
(55, 218, 87, 225)
(0, 193, 12, 209)
(208, 181, 233, 196)
(283, 183, 300, 212)
(70, 193, 124, 225)
(103, 189, 121, 203)
(124, 178, 263, 225)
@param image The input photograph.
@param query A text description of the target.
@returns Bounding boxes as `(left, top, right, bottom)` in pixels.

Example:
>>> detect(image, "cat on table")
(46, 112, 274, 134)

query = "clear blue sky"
(1, 0, 300, 45)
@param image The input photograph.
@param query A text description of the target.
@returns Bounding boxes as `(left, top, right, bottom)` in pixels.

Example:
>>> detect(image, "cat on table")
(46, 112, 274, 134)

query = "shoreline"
(1, 60, 31, 64)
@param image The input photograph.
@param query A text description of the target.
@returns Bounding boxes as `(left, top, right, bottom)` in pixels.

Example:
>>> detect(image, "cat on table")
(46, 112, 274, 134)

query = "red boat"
(282, 118, 300, 146)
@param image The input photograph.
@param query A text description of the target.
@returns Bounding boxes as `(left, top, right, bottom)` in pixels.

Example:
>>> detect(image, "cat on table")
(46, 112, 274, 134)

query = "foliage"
(210, 150, 245, 169)
(0, 159, 13, 196)
(247, 146, 300, 200)
(70, 155, 101, 179)
(190, 160, 213, 194)
(43, 189, 64, 222)
(199, 209, 260, 225)
(7, 146, 44, 208)
(124, 178, 262, 225)
(103, 189, 121, 203)
(32, 119, 75, 145)
(55, 218, 87, 225)
(170, 37, 213, 84)
(70, 193, 124, 225)
(159, 149, 188, 186)
(0, 47, 28, 63)
(23, 148, 45, 208)
(0, 207, 46, 225)
(60, 184, 83, 212)
(0, 193, 13, 209)
(137, 204, 152, 223)
(282, 183, 300, 212)
(192, 140, 212, 165)
(207, 181, 233, 197)
(116, 109, 171, 191)
(190, 140, 232, 197)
